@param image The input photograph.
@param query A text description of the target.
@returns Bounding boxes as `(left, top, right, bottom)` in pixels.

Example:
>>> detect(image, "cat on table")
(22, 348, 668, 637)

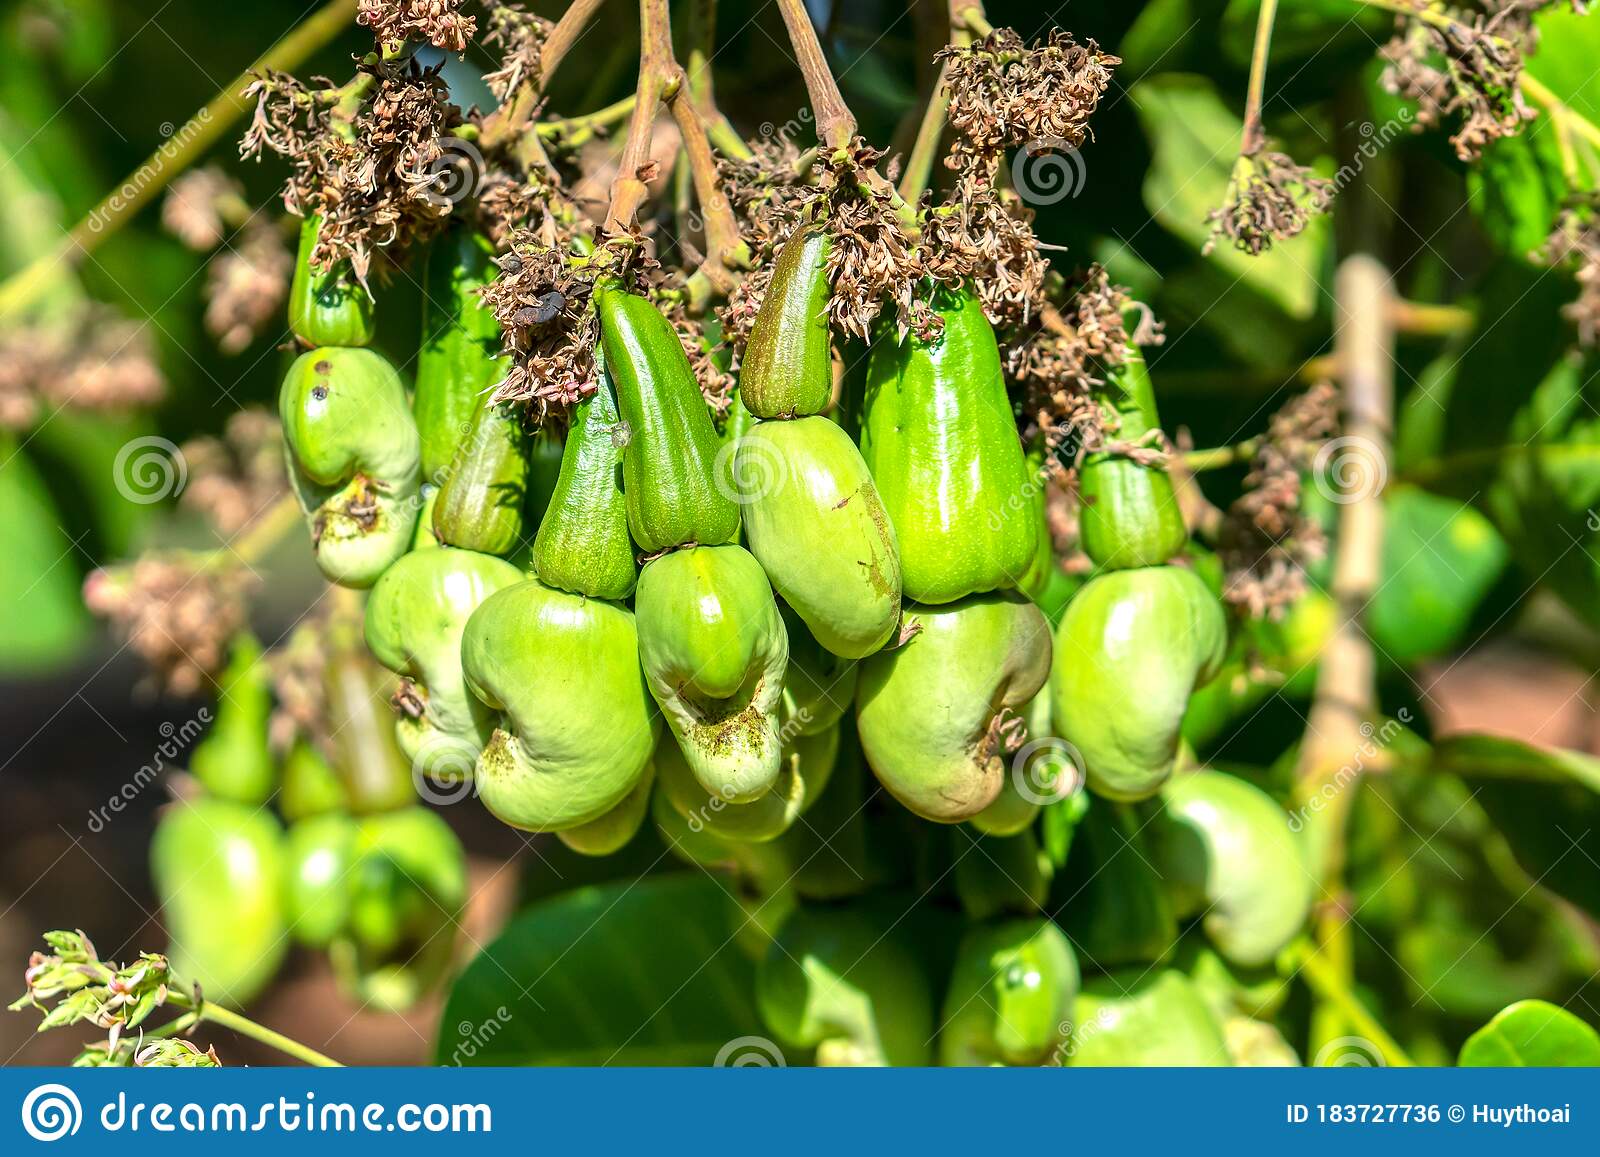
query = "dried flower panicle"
(203, 223, 292, 353)
(357, 0, 477, 53)
(1540, 197, 1600, 346)
(1206, 146, 1333, 257)
(480, 0, 552, 103)
(1218, 382, 1340, 618)
(180, 408, 287, 536)
(241, 58, 468, 283)
(938, 29, 1119, 165)
(1378, 6, 1537, 163)
(480, 233, 598, 410)
(714, 140, 814, 362)
(921, 185, 1047, 334)
(659, 294, 735, 414)
(83, 557, 254, 696)
(161, 166, 242, 250)
(0, 307, 166, 430)
(819, 140, 928, 342)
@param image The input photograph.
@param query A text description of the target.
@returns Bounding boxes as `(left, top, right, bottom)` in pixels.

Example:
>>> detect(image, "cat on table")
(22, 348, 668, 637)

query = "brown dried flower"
(480, 1, 552, 103)
(818, 141, 927, 342)
(83, 557, 254, 696)
(180, 408, 287, 536)
(1206, 145, 1333, 257)
(203, 223, 292, 353)
(2, 307, 166, 425)
(357, 0, 477, 53)
(161, 167, 242, 250)
(1541, 197, 1600, 346)
(1218, 382, 1340, 618)
(480, 232, 598, 411)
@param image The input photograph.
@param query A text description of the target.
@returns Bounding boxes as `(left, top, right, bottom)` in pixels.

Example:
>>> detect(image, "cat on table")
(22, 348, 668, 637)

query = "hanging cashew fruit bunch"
(597, 284, 790, 803)
(1050, 343, 1227, 801)
(734, 230, 902, 658)
(280, 217, 421, 588)
(461, 357, 660, 844)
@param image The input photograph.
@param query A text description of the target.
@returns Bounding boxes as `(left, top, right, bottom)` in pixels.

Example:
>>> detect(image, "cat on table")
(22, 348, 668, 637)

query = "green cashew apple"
(656, 721, 839, 843)
(597, 285, 740, 552)
(739, 229, 833, 419)
(1076, 344, 1187, 571)
(555, 760, 656, 857)
(634, 545, 788, 803)
(283, 811, 356, 948)
(860, 288, 1038, 604)
(758, 903, 935, 1066)
(288, 214, 374, 348)
(189, 632, 275, 806)
(1069, 970, 1232, 1066)
(736, 415, 901, 658)
(364, 546, 524, 781)
(324, 618, 418, 815)
(416, 229, 503, 479)
(970, 685, 1065, 837)
(1050, 565, 1226, 801)
(780, 605, 858, 735)
(1151, 769, 1313, 967)
(532, 367, 638, 601)
(151, 796, 286, 1007)
(1056, 798, 1178, 966)
(432, 392, 532, 557)
(461, 578, 659, 831)
(330, 805, 466, 1012)
(280, 346, 421, 588)
(939, 919, 1078, 1066)
(278, 739, 349, 821)
(856, 592, 1052, 822)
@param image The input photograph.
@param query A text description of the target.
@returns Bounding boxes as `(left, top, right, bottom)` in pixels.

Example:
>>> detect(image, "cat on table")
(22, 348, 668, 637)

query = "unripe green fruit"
(555, 761, 655, 856)
(416, 229, 502, 479)
(189, 633, 275, 806)
(656, 722, 839, 843)
(969, 685, 1057, 837)
(940, 919, 1078, 1066)
(1077, 345, 1187, 570)
(283, 811, 356, 948)
(953, 826, 1051, 920)
(1069, 970, 1231, 1066)
(151, 796, 286, 1007)
(739, 230, 833, 419)
(860, 288, 1037, 603)
(1151, 769, 1313, 967)
(634, 544, 788, 803)
(364, 547, 524, 781)
(737, 415, 901, 658)
(280, 346, 421, 588)
(288, 215, 374, 348)
(779, 604, 858, 735)
(278, 739, 349, 821)
(1050, 565, 1226, 801)
(758, 903, 935, 1066)
(856, 592, 1051, 822)
(432, 392, 531, 557)
(597, 286, 739, 552)
(461, 578, 659, 831)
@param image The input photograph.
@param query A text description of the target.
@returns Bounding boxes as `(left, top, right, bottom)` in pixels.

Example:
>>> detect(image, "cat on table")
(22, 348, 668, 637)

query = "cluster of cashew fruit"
(266, 218, 1315, 1061)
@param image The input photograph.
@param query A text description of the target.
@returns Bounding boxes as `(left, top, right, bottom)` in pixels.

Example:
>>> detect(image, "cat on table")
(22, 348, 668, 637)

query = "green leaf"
(1459, 1000, 1600, 1066)
(1467, 120, 1574, 261)
(1367, 485, 1508, 664)
(1219, 0, 1391, 69)
(1525, 6, 1600, 111)
(1432, 734, 1600, 921)
(0, 439, 91, 674)
(435, 873, 765, 1065)
(1120, 0, 1229, 77)
(1131, 74, 1327, 319)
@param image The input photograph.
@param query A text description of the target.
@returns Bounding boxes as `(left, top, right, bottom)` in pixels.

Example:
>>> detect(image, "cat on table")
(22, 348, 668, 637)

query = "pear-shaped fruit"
(739, 230, 833, 419)
(288, 214, 374, 348)
(939, 919, 1078, 1066)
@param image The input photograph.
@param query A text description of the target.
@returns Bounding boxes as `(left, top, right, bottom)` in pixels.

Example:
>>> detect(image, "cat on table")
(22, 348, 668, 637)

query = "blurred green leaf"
(1459, 999, 1600, 1066)
(1219, 0, 1390, 69)
(1525, 5, 1600, 109)
(436, 873, 764, 1065)
(1467, 121, 1574, 261)
(1131, 74, 1328, 319)
(1368, 485, 1509, 664)
(0, 439, 92, 674)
